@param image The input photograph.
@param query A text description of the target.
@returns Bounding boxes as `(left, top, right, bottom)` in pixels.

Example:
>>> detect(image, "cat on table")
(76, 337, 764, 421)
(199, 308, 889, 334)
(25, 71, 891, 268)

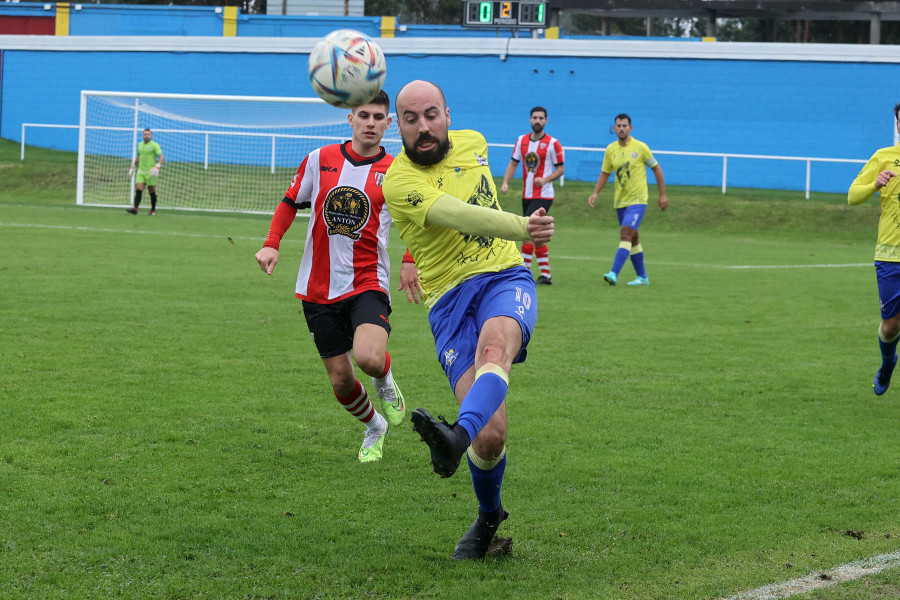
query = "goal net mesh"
(79, 92, 403, 214)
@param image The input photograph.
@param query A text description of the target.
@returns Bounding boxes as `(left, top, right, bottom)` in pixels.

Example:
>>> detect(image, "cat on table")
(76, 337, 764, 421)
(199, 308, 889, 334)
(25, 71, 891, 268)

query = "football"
(308, 29, 387, 109)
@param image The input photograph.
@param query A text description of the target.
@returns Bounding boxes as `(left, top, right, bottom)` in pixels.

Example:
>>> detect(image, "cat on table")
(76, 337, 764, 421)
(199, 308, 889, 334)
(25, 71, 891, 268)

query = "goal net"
(76, 91, 403, 214)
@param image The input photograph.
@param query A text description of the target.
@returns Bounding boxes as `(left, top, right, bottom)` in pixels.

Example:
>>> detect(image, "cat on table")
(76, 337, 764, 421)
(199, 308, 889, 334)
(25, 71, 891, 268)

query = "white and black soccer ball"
(308, 29, 386, 109)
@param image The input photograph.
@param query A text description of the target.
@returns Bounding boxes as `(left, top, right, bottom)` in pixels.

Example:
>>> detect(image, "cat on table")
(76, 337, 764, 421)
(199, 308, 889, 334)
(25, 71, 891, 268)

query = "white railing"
(21, 122, 865, 199)
(23, 122, 379, 175)
(20, 123, 79, 160)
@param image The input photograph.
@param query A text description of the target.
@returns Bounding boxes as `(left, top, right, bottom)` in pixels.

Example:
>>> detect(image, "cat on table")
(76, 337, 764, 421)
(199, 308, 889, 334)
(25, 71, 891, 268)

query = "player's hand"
(398, 262, 422, 304)
(659, 193, 668, 211)
(128, 166, 135, 177)
(875, 170, 897, 190)
(500, 182, 509, 195)
(534, 177, 545, 188)
(588, 193, 598, 208)
(255, 247, 279, 275)
(527, 207, 554, 245)
(150, 165, 160, 177)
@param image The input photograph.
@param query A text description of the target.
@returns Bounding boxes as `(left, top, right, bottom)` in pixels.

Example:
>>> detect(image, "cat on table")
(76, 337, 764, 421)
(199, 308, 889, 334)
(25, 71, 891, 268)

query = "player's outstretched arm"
(255, 247, 279, 275)
(425, 194, 533, 242)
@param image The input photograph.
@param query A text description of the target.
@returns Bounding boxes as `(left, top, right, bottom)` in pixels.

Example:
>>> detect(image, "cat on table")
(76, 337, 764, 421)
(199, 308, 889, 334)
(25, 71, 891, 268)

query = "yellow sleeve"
(848, 157, 880, 206)
(425, 194, 531, 241)
(642, 143, 658, 168)
(601, 146, 613, 174)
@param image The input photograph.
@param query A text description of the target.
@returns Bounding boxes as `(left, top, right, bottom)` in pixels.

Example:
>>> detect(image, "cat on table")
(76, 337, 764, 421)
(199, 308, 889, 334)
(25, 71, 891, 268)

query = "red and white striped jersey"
(511, 133, 564, 200)
(284, 142, 394, 304)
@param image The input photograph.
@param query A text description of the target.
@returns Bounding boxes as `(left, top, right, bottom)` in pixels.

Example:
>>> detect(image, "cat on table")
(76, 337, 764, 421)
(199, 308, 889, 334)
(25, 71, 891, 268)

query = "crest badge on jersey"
(374, 172, 385, 187)
(525, 151, 540, 173)
(632, 152, 638, 158)
(475, 153, 488, 166)
(323, 186, 370, 240)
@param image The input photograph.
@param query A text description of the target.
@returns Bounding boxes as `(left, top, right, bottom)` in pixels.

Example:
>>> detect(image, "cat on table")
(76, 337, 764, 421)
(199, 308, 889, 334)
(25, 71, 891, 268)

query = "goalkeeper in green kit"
(127, 128, 164, 215)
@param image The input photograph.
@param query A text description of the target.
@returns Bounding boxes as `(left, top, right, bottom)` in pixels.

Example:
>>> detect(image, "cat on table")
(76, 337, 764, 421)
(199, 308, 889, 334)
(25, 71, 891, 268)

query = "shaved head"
(395, 80, 452, 167)
(395, 80, 446, 114)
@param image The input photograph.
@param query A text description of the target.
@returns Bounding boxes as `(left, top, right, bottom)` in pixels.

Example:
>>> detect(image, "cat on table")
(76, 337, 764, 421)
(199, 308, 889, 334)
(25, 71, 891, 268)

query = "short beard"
(403, 134, 451, 167)
(531, 123, 543, 135)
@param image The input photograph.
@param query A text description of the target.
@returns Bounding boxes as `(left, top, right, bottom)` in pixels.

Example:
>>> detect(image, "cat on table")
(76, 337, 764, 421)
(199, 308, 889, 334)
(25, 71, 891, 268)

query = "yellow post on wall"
(223, 6, 238, 37)
(55, 2, 70, 36)
(381, 16, 396, 38)
(545, 26, 559, 39)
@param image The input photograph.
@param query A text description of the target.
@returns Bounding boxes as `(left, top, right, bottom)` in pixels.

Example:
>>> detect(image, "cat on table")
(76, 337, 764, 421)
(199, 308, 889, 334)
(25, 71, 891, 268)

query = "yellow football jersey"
(383, 129, 523, 308)
(849, 144, 900, 262)
(601, 137, 658, 208)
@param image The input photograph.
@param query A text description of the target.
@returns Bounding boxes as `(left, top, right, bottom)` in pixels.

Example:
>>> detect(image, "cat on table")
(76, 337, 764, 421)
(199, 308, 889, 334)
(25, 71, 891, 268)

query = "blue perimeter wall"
(2, 38, 899, 193)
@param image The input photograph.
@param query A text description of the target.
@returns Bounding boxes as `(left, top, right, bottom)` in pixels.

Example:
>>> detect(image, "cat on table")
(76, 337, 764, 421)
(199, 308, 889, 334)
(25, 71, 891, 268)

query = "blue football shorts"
(876, 261, 900, 320)
(428, 266, 537, 392)
(616, 204, 647, 229)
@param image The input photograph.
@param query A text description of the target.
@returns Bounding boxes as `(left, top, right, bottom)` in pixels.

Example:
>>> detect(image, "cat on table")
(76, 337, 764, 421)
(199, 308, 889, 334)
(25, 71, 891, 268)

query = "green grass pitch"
(2, 138, 900, 599)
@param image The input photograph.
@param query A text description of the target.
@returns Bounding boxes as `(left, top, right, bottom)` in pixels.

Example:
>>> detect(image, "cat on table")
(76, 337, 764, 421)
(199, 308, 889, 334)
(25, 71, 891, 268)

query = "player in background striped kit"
(500, 106, 565, 285)
(254, 90, 406, 463)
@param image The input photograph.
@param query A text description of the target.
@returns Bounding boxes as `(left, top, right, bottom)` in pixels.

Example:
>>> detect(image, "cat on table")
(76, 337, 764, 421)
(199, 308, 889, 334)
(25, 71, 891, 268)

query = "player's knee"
(479, 341, 513, 368)
(354, 350, 384, 377)
(883, 320, 900, 340)
(328, 370, 356, 397)
(474, 425, 506, 456)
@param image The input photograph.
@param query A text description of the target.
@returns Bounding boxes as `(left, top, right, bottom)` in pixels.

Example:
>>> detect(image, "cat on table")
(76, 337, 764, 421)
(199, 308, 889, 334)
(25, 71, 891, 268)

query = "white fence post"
(76, 94, 87, 206)
(270, 136, 276, 175)
(722, 156, 727, 194)
(806, 160, 812, 200)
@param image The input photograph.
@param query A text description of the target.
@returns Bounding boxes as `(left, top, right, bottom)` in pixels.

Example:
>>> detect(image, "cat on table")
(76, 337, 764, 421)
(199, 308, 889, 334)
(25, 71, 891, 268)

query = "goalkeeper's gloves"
(128, 166, 135, 177)
(150, 164, 160, 177)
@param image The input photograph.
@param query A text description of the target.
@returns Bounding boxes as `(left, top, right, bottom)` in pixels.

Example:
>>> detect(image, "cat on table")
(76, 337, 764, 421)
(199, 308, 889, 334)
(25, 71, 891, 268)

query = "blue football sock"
(879, 333, 899, 363)
(457, 370, 508, 443)
(468, 448, 506, 514)
(630, 251, 646, 278)
(611, 247, 630, 275)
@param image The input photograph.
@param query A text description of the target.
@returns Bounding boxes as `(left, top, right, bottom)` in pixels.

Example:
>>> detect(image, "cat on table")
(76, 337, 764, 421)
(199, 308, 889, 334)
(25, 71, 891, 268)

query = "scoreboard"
(462, 1, 548, 29)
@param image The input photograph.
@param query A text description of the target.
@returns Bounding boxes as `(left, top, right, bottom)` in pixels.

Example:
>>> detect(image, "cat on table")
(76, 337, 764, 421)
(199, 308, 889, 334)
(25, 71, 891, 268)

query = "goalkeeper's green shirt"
(849, 143, 900, 262)
(137, 141, 162, 172)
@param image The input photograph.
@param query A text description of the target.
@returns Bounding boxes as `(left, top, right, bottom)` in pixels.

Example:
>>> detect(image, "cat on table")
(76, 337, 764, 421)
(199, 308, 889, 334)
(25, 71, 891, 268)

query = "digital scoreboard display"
(462, 1, 548, 28)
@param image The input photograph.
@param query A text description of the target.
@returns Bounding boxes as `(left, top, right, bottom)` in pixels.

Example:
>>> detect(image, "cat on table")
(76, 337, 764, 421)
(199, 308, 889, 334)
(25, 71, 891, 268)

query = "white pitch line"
(0, 223, 872, 269)
(556, 255, 869, 269)
(0, 222, 262, 242)
(718, 549, 900, 600)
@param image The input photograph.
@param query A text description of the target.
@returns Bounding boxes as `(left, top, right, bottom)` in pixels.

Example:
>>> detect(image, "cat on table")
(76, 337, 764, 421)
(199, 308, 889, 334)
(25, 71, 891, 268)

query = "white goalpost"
(76, 91, 402, 214)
